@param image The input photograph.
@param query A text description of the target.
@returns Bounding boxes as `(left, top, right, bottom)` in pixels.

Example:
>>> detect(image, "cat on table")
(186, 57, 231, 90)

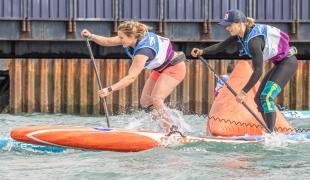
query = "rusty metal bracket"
(67, 20, 76, 33)
(21, 20, 30, 32)
(67, 0, 76, 33)
(21, 0, 30, 32)
(290, 21, 299, 34)
(113, 0, 119, 33)
(202, 21, 212, 34)
(68, 21, 73, 32)
(157, 0, 165, 34)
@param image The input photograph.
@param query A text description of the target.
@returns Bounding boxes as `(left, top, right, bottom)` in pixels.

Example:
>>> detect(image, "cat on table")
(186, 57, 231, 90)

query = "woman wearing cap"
(191, 9, 298, 132)
(81, 21, 186, 132)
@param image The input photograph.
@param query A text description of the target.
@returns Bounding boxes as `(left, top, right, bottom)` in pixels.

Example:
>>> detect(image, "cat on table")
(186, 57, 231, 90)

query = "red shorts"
(149, 61, 186, 82)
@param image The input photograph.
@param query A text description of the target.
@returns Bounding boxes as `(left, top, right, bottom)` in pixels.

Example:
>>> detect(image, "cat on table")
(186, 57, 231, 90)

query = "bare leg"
(140, 78, 156, 108)
(140, 61, 185, 131)
(150, 74, 181, 131)
(140, 76, 177, 131)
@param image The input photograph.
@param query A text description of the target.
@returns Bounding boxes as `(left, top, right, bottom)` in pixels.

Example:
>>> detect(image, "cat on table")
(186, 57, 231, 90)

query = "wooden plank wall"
(5, 59, 310, 115)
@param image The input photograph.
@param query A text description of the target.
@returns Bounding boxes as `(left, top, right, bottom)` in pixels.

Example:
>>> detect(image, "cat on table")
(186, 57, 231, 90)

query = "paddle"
(85, 38, 111, 127)
(195, 51, 271, 133)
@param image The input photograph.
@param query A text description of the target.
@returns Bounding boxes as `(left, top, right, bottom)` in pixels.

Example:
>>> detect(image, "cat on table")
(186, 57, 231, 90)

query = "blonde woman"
(81, 21, 186, 132)
(191, 9, 297, 132)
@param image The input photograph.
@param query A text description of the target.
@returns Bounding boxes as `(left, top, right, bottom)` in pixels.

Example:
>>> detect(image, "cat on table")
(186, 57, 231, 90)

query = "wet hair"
(227, 64, 235, 73)
(118, 21, 151, 39)
(246, 17, 255, 28)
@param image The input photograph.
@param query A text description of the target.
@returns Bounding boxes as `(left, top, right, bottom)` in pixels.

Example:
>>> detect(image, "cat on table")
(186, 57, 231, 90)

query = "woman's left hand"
(236, 90, 247, 103)
(99, 88, 111, 98)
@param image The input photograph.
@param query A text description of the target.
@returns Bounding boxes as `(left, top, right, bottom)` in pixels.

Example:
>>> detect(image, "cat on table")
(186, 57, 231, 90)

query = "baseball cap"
(218, 9, 246, 26)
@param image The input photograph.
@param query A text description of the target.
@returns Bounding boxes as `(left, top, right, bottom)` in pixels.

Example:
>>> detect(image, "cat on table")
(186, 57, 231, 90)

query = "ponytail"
(246, 17, 255, 28)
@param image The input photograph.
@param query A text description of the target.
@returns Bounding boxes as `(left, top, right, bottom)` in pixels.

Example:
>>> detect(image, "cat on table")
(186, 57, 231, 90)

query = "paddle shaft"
(86, 38, 111, 127)
(196, 54, 271, 133)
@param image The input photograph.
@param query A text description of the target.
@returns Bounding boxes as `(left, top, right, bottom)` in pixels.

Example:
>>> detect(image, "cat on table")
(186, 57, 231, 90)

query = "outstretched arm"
(81, 29, 122, 46)
(191, 36, 239, 57)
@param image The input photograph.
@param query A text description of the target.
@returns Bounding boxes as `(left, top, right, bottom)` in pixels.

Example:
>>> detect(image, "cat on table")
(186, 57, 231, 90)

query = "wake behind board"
(0, 136, 68, 153)
(281, 110, 310, 119)
(10, 125, 310, 152)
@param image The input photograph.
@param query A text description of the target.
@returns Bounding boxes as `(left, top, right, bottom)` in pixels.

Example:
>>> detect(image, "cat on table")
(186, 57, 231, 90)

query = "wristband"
(108, 87, 113, 93)
(88, 34, 94, 40)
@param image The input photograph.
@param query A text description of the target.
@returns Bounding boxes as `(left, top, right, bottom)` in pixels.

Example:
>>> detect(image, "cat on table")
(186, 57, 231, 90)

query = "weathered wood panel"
(4, 59, 310, 115)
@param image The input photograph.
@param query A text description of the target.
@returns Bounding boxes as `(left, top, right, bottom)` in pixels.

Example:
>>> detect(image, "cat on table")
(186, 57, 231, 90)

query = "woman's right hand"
(99, 88, 112, 98)
(80, 29, 92, 38)
(191, 48, 203, 57)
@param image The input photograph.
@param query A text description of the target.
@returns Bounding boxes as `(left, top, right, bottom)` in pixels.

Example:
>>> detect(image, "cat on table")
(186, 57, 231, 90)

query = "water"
(1, 112, 310, 180)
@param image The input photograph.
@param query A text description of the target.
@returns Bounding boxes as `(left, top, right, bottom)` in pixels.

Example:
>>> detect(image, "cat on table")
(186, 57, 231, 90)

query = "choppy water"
(1, 111, 310, 180)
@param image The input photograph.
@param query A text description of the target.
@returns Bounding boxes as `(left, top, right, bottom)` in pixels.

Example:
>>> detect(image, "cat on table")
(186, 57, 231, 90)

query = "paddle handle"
(195, 52, 271, 133)
(86, 38, 111, 127)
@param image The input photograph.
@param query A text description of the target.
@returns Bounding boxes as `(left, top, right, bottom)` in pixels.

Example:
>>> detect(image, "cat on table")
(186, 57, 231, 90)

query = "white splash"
(124, 107, 196, 135)
(168, 108, 196, 135)
(263, 131, 289, 148)
(125, 116, 145, 129)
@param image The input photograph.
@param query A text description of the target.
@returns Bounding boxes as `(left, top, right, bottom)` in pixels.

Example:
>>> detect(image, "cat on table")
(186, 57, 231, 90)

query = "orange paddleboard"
(10, 125, 310, 152)
(11, 125, 262, 152)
